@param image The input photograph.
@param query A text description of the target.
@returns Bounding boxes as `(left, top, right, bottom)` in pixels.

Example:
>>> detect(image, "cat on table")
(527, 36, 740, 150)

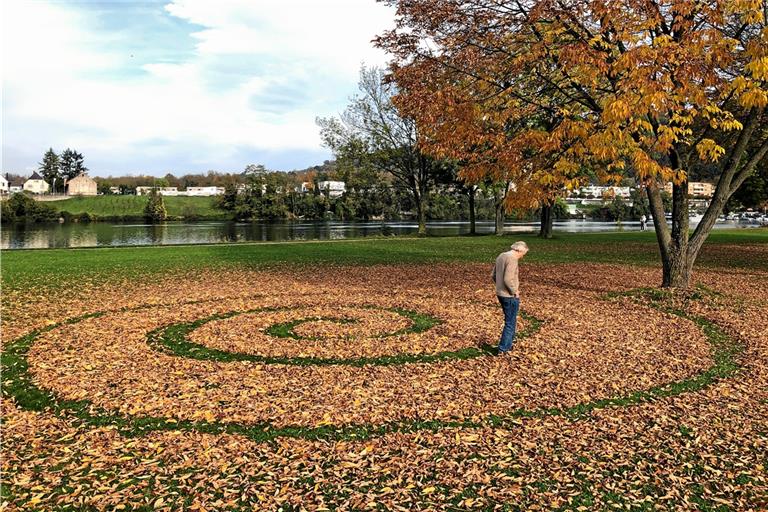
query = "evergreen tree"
(38, 148, 61, 190)
(59, 149, 88, 181)
(143, 188, 167, 222)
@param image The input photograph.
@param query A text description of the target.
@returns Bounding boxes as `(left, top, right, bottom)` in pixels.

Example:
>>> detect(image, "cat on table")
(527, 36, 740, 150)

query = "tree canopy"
(38, 148, 61, 189)
(59, 149, 88, 181)
(378, 0, 768, 286)
(318, 67, 449, 235)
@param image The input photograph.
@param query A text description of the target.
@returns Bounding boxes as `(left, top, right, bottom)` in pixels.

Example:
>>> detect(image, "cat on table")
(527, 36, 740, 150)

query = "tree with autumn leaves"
(378, 0, 768, 287)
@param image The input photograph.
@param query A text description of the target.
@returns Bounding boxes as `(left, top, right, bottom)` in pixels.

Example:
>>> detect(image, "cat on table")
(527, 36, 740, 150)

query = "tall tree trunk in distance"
(407, 167, 428, 236)
(468, 186, 476, 235)
(494, 188, 505, 235)
(413, 153, 429, 236)
(417, 199, 427, 236)
(413, 186, 427, 236)
(539, 202, 554, 239)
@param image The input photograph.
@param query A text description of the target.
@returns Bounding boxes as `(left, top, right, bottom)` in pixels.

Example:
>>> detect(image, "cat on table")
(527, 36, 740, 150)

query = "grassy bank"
(2, 230, 765, 291)
(37, 195, 228, 221)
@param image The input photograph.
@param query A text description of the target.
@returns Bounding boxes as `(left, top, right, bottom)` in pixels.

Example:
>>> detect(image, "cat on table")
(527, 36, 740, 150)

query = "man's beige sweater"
(492, 251, 519, 297)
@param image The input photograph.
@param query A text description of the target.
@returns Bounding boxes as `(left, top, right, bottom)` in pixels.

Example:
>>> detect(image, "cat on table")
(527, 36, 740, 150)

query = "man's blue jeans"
(497, 295, 520, 353)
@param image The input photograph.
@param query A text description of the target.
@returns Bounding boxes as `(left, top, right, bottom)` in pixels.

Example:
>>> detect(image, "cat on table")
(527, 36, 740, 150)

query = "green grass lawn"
(45, 195, 227, 219)
(3, 229, 765, 292)
(2, 229, 766, 511)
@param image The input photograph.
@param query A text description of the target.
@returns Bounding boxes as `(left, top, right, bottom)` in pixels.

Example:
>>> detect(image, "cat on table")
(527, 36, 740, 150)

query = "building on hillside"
(23, 171, 50, 194)
(109, 187, 121, 194)
(8, 175, 24, 194)
(136, 186, 179, 196)
(0, 174, 8, 194)
(184, 186, 225, 196)
(66, 173, 98, 196)
(664, 181, 715, 198)
(317, 180, 346, 198)
(573, 185, 632, 199)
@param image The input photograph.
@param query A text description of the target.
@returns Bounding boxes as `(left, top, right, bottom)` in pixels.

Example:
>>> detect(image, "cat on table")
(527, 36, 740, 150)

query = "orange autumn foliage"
(378, 0, 768, 285)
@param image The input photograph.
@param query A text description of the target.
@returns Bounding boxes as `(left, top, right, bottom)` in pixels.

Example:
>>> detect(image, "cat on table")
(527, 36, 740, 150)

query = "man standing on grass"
(492, 241, 529, 354)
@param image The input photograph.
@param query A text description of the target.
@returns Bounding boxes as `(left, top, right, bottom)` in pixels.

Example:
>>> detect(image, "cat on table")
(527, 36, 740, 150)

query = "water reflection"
(1, 219, 758, 250)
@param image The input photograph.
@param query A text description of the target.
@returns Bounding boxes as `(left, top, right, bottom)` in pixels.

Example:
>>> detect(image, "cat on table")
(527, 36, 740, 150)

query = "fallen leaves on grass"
(2, 260, 767, 510)
(22, 268, 711, 428)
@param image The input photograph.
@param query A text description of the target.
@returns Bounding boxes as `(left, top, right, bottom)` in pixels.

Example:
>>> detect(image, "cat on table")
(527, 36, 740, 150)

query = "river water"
(0, 219, 758, 250)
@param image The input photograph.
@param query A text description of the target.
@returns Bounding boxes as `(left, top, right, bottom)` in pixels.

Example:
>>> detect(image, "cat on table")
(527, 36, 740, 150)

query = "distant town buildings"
(136, 186, 224, 196)
(564, 185, 635, 215)
(66, 173, 98, 196)
(136, 187, 179, 196)
(185, 186, 225, 196)
(2, 173, 351, 199)
(570, 182, 715, 200)
(23, 171, 50, 194)
(664, 181, 715, 198)
(4, 174, 25, 193)
(571, 186, 632, 199)
(317, 180, 346, 198)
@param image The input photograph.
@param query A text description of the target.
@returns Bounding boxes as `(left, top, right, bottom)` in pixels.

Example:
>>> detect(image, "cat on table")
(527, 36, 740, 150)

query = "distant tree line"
(213, 162, 510, 223)
(95, 171, 248, 195)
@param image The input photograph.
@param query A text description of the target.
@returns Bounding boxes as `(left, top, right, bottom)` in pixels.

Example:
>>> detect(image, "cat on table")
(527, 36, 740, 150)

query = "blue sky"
(2, 0, 394, 176)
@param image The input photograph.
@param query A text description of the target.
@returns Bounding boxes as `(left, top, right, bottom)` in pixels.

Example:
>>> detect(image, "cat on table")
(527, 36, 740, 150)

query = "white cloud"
(166, 0, 390, 68)
(1, 0, 394, 174)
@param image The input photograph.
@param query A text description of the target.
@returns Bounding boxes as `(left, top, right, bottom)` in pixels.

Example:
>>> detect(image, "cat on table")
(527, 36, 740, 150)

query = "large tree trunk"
(667, 176, 691, 286)
(539, 202, 553, 239)
(468, 186, 476, 235)
(662, 246, 694, 288)
(647, 177, 693, 288)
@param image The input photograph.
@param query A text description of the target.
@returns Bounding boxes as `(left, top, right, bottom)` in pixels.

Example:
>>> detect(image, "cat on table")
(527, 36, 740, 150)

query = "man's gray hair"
(510, 241, 529, 252)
